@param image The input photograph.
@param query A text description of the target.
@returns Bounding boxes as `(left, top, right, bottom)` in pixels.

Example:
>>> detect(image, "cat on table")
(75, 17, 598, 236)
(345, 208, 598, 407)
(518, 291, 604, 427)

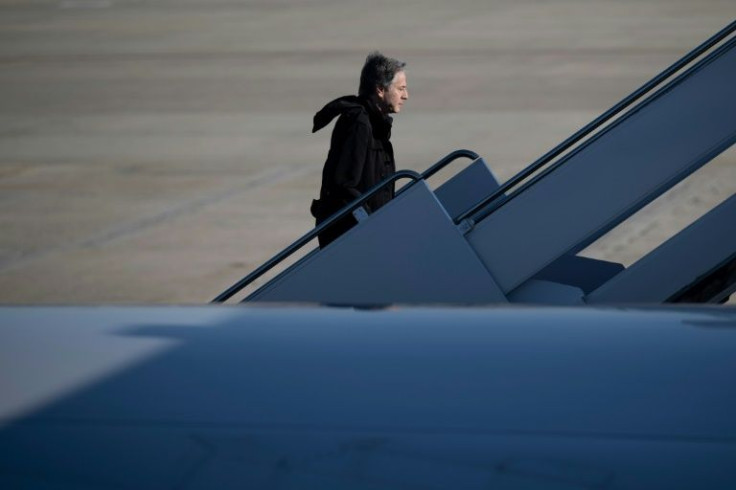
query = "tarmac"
(0, 0, 734, 304)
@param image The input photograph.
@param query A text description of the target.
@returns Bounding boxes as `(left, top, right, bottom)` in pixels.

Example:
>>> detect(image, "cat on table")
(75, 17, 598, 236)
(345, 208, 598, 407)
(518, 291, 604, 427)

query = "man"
(310, 51, 408, 247)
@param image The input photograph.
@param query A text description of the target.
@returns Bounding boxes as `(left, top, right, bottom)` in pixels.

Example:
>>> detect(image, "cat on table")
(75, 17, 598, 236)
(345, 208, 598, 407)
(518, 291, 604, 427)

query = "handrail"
(394, 149, 480, 199)
(211, 170, 422, 303)
(420, 149, 479, 180)
(454, 19, 736, 227)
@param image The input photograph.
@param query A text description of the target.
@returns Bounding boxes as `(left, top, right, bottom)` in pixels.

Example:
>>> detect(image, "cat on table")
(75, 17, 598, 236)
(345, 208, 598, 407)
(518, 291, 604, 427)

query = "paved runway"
(0, 0, 734, 303)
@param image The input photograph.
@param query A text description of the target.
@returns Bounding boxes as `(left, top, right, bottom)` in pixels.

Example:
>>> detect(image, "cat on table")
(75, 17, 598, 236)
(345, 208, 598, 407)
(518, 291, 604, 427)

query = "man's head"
(359, 51, 408, 114)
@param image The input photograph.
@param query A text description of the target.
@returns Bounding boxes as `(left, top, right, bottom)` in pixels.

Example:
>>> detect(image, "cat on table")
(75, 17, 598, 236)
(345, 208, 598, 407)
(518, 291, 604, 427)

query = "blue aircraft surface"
(1, 305, 735, 489)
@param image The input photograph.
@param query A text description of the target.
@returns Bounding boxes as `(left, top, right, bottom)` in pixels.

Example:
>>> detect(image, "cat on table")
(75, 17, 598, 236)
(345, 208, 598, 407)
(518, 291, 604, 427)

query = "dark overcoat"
(310, 95, 396, 246)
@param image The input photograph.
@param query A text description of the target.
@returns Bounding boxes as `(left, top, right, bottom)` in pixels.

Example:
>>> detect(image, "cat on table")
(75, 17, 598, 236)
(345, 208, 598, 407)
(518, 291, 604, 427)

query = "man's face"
(378, 71, 408, 114)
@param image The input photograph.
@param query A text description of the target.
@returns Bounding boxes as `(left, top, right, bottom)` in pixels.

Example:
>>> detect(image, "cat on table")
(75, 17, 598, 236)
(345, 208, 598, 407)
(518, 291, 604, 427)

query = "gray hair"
(358, 51, 406, 97)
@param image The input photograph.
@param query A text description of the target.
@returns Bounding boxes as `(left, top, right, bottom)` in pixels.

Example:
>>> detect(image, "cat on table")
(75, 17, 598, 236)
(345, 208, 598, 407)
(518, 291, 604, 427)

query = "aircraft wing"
(1, 305, 734, 489)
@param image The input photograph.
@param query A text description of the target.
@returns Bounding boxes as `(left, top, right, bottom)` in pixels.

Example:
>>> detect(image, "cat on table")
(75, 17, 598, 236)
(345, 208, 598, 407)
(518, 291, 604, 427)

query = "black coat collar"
(313, 95, 392, 140)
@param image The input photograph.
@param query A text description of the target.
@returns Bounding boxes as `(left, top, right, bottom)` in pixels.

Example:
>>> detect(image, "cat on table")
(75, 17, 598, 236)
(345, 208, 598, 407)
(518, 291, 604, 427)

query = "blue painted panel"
(434, 158, 500, 220)
(249, 182, 506, 304)
(532, 255, 624, 294)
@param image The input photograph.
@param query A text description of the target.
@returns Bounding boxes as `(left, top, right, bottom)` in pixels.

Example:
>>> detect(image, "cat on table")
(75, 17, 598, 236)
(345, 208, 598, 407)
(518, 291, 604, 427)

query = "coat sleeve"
(333, 119, 371, 203)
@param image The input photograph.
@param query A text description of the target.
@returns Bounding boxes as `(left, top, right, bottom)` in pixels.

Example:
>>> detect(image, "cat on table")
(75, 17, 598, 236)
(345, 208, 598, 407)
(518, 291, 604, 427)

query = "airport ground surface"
(0, 0, 734, 304)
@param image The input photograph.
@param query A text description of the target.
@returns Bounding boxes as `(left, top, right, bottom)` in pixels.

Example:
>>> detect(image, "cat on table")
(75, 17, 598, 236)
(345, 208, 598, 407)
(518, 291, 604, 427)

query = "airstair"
(214, 21, 736, 306)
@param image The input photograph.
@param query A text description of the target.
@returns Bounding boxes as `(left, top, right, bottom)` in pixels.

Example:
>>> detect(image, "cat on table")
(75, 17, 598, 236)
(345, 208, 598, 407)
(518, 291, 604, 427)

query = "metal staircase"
(214, 20, 736, 306)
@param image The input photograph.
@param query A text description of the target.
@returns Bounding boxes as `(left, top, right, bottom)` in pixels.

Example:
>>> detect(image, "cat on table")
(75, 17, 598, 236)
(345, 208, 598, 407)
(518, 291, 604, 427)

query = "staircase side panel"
(586, 194, 736, 304)
(250, 182, 507, 305)
(434, 158, 500, 220)
(468, 40, 736, 292)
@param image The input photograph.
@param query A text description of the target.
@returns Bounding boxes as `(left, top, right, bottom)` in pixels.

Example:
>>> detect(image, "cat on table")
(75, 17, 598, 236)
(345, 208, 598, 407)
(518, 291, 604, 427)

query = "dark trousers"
(316, 214, 357, 248)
